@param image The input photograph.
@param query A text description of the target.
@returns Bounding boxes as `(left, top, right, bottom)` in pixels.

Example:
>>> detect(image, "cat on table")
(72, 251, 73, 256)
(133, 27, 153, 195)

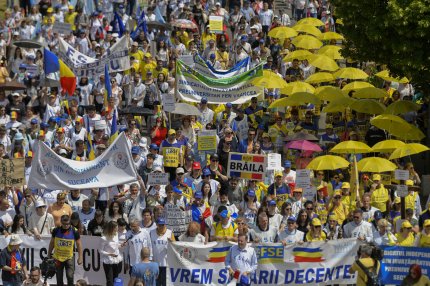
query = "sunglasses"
(334, 177, 339, 179)
(285, 208, 292, 210)
(306, 207, 313, 210)
(334, 196, 341, 199)
(405, 227, 412, 230)
(237, 222, 245, 225)
(211, 159, 218, 162)
(314, 225, 321, 228)
(353, 216, 360, 219)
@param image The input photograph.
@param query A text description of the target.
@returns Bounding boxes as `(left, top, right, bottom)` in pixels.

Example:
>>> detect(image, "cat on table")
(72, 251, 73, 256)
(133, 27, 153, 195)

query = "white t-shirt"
(150, 228, 173, 267)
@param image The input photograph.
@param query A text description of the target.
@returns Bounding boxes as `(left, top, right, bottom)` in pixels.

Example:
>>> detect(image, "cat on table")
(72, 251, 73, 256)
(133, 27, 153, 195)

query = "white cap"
(112, 33, 119, 38)
(216, 2, 221, 5)
(139, 137, 148, 147)
(35, 200, 47, 208)
(94, 120, 107, 131)
(59, 149, 68, 155)
(153, 166, 163, 172)
(9, 235, 23, 246)
(179, 3, 184, 8)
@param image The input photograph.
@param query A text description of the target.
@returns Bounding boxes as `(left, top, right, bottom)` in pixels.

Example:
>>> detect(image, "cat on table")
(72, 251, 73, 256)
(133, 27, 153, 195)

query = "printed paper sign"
(267, 153, 282, 170)
(147, 172, 170, 185)
(395, 169, 409, 181)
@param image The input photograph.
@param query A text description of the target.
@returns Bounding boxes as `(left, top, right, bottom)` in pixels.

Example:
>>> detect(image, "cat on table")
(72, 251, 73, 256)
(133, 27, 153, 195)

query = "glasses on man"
(334, 196, 341, 199)
(353, 216, 360, 219)
(306, 207, 313, 210)
(211, 159, 218, 162)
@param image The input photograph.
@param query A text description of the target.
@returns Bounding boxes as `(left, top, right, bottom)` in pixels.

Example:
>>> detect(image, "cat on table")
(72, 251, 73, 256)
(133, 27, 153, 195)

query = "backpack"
(356, 259, 380, 286)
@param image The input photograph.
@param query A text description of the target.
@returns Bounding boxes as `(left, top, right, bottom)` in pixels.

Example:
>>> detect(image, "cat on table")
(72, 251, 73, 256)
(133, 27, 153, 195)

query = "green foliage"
(333, 0, 430, 91)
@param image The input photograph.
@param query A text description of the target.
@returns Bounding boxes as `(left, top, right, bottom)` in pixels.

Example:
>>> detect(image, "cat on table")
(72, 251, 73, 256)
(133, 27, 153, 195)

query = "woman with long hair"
(105, 200, 128, 223)
(11, 214, 29, 234)
(239, 190, 260, 226)
(178, 221, 206, 243)
(156, 40, 169, 67)
(235, 217, 250, 242)
(200, 182, 213, 204)
(296, 209, 310, 236)
(374, 218, 396, 246)
(8, 47, 23, 77)
(100, 221, 123, 286)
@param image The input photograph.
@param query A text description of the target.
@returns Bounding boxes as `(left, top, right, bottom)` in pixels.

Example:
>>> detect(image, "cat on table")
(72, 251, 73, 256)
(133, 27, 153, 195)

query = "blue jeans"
(3, 281, 21, 286)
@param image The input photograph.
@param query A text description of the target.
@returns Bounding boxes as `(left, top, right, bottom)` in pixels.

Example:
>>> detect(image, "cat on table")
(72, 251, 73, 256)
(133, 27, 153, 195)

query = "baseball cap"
(374, 210, 383, 220)
(173, 187, 182, 194)
(424, 219, 430, 227)
(176, 167, 185, 174)
(274, 171, 283, 177)
(241, 35, 248, 41)
(268, 200, 277, 206)
(156, 217, 166, 225)
(219, 210, 231, 218)
(202, 168, 212, 176)
(402, 221, 413, 229)
(131, 146, 140, 154)
(35, 200, 46, 208)
(168, 129, 176, 135)
(30, 118, 38, 124)
(14, 133, 23, 141)
(341, 182, 350, 189)
(149, 143, 159, 150)
(247, 190, 255, 197)
(284, 160, 291, 168)
(287, 216, 296, 222)
(39, 122, 48, 129)
(312, 218, 322, 226)
(192, 162, 201, 170)
(406, 180, 414, 186)
(326, 124, 333, 129)
(373, 174, 381, 181)
(225, 103, 232, 108)
(59, 149, 68, 155)
(194, 191, 203, 199)
(201, 97, 208, 104)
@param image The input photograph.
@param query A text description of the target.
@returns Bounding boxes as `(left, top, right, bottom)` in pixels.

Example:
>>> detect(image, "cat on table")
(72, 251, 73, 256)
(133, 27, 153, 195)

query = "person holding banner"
(124, 219, 153, 274)
(100, 221, 123, 286)
(225, 233, 258, 286)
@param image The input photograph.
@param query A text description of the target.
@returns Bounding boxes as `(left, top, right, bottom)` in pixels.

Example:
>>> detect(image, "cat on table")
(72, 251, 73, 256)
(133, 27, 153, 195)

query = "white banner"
(28, 133, 137, 190)
(176, 60, 263, 104)
(58, 36, 130, 77)
(0, 235, 130, 285)
(193, 54, 250, 79)
(167, 239, 360, 286)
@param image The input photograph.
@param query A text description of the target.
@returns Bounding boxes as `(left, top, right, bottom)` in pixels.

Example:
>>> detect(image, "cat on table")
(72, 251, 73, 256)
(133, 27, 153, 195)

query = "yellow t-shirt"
(153, 67, 169, 80)
(140, 61, 157, 80)
(64, 12, 78, 31)
(395, 232, 415, 246)
(328, 202, 349, 225)
(371, 186, 389, 212)
(305, 230, 326, 242)
(213, 221, 237, 238)
(130, 50, 145, 62)
(418, 232, 430, 248)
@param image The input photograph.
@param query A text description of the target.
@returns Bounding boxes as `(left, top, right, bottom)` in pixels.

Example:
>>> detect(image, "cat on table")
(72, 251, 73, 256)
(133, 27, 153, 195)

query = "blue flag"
(113, 12, 125, 37)
(154, 6, 166, 24)
(43, 48, 60, 74)
(130, 10, 147, 40)
(104, 64, 112, 100)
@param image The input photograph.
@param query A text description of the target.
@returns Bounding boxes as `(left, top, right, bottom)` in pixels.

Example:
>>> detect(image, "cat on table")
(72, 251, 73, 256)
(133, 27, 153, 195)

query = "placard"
(396, 185, 408, 197)
(0, 159, 25, 187)
(165, 204, 192, 237)
(147, 172, 170, 185)
(197, 130, 217, 151)
(295, 169, 311, 189)
(395, 169, 409, 181)
(163, 93, 176, 112)
(162, 147, 180, 167)
(302, 186, 316, 201)
(227, 152, 267, 180)
(267, 153, 282, 170)
(209, 15, 223, 34)
(53, 22, 72, 35)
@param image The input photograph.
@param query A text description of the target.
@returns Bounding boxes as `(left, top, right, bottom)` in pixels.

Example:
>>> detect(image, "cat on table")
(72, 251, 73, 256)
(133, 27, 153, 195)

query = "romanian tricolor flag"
(207, 245, 231, 263)
(43, 48, 76, 96)
(109, 108, 118, 145)
(104, 64, 112, 112)
(228, 153, 266, 180)
(292, 247, 325, 263)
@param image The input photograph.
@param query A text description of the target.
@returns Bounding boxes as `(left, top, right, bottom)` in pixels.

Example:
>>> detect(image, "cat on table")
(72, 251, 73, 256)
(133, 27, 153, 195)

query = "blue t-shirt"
(131, 262, 159, 286)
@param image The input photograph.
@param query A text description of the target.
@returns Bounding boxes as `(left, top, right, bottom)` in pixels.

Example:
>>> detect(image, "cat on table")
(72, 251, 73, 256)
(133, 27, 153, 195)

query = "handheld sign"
(147, 173, 170, 186)
(227, 152, 267, 180)
(395, 169, 409, 181)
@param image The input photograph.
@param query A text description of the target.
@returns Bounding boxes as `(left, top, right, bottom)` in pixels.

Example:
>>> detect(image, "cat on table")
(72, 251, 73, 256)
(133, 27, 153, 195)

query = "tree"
(333, 0, 430, 92)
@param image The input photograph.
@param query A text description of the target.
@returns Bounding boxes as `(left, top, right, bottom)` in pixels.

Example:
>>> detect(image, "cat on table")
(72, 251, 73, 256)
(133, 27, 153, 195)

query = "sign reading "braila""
(227, 152, 267, 180)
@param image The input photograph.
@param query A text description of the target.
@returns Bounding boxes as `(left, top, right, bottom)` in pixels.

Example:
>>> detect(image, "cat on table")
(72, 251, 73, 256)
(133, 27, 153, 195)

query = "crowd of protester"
(0, 0, 429, 285)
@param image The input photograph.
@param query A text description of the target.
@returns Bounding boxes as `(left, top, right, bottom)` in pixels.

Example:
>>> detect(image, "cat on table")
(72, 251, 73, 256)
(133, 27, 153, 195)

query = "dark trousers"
(103, 262, 123, 286)
(157, 266, 166, 286)
(55, 258, 74, 286)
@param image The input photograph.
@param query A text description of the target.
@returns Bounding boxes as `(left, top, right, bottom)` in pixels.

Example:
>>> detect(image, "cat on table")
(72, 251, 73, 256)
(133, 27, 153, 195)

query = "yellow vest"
(53, 227, 77, 262)
(213, 221, 237, 238)
(418, 233, 430, 247)
(64, 12, 78, 31)
(371, 186, 389, 212)
(405, 192, 418, 211)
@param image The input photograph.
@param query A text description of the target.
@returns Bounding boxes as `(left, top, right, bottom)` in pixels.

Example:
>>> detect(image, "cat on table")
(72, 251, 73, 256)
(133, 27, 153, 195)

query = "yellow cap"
(328, 214, 337, 221)
(312, 218, 322, 226)
(424, 219, 430, 227)
(274, 171, 283, 177)
(168, 129, 176, 135)
(402, 220, 413, 229)
(26, 151, 33, 158)
(326, 124, 333, 129)
(394, 197, 401, 204)
(262, 132, 270, 138)
(144, 52, 151, 58)
(293, 188, 303, 193)
(47, 7, 53, 12)
(373, 174, 381, 181)
(333, 190, 342, 197)
(38, 130, 45, 137)
(341, 182, 350, 189)
(405, 180, 414, 186)
(11, 111, 17, 119)
(68, 5, 74, 9)
(57, 127, 64, 133)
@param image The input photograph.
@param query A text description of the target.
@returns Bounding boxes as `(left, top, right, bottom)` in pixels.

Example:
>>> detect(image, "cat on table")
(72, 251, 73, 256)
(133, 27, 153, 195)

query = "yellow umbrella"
(375, 70, 409, 84)
(389, 143, 430, 160)
(318, 32, 344, 41)
(319, 45, 341, 54)
(385, 100, 421, 115)
(305, 72, 336, 84)
(292, 35, 323, 50)
(322, 96, 356, 113)
(330, 141, 373, 154)
(336, 19, 344, 25)
(315, 86, 344, 101)
(342, 81, 374, 92)
(268, 26, 298, 39)
(292, 24, 322, 37)
(334, 68, 369, 80)
(252, 70, 288, 89)
(352, 87, 389, 99)
(289, 92, 321, 104)
(370, 114, 415, 139)
(350, 99, 386, 114)
(395, 125, 426, 141)
(281, 81, 315, 95)
(269, 97, 302, 108)
(283, 50, 313, 62)
(306, 155, 350, 170)
(308, 54, 339, 72)
(372, 139, 405, 153)
(318, 47, 344, 60)
(357, 157, 397, 172)
(297, 17, 324, 27)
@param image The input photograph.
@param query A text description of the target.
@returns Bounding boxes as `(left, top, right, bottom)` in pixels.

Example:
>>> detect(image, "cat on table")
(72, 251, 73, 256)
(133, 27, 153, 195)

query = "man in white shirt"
(29, 200, 55, 238)
(198, 97, 214, 128)
(283, 160, 296, 184)
(279, 216, 305, 245)
(259, 3, 273, 34)
(67, 189, 89, 213)
(125, 219, 152, 273)
(225, 233, 258, 284)
(343, 209, 374, 242)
